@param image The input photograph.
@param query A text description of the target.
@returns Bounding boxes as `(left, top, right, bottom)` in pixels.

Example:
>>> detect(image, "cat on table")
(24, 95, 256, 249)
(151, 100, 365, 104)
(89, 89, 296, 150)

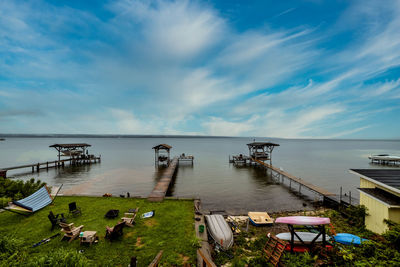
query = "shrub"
(383, 220, 400, 250)
(0, 177, 46, 200)
(0, 197, 11, 209)
(26, 248, 91, 267)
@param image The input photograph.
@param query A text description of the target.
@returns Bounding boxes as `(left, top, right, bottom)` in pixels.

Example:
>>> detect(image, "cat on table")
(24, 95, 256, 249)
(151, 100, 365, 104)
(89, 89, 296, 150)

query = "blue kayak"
(334, 233, 368, 245)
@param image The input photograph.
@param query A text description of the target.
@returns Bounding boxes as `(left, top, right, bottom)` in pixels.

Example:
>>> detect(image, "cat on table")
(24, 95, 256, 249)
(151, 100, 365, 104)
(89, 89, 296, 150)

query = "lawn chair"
(60, 222, 84, 243)
(105, 221, 126, 240)
(121, 208, 139, 227)
(48, 211, 66, 230)
(68, 202, 81, 217)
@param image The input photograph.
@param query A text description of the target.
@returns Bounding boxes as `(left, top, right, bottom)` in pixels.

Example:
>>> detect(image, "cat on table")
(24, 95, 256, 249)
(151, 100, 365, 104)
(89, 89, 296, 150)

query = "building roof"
(49, 143, 91, 148)
(247, 142, 280, 147)
(358, 187, 400, 207)
(152, 144, 172, 150)
(350, 169, 400, 193)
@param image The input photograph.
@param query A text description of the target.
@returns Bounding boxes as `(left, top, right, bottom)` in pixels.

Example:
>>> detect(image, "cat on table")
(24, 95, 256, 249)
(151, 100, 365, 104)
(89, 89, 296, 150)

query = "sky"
(0, 0, 399, 139)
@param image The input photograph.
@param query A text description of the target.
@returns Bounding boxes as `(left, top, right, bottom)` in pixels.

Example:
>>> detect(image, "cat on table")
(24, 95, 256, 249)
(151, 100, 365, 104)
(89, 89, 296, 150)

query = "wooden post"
(36, 163, 40, 172)
(32, 166, 34, 173)
(349, 191, 351, 205)
(340, 187, 342, 203)
(299, 184, 301, 193)
(46, 161, 49, 170)
(289, 179, 292, 189)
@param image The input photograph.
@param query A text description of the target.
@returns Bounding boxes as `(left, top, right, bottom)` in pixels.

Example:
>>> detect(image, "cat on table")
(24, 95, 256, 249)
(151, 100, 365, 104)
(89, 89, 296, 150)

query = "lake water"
(1, 137, 399, 213)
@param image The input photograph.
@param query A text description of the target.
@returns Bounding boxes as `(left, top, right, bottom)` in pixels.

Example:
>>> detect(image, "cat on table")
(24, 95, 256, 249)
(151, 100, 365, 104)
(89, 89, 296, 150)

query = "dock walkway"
(148, 157, 179, 202)
(0, 157, 100, 178)
(252, 158, 336, 197)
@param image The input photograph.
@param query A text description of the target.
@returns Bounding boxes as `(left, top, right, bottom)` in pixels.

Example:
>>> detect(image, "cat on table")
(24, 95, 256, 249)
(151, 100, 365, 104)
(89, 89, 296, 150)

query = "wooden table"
(80, 231, 98, 245)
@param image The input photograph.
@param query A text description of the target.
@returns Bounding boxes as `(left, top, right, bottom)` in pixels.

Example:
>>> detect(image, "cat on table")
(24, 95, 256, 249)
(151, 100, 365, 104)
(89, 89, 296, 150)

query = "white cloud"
(0, 0, 399, 138)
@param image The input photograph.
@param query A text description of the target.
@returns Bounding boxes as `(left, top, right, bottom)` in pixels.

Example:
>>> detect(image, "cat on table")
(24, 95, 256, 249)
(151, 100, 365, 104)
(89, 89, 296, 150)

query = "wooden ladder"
(263, 234, 287, 267)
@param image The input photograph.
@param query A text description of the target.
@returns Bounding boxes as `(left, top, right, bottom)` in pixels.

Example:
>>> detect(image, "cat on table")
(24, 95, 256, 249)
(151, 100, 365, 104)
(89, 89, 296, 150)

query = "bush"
(0, 177, 46, 200)
(27, 248, 91, 267)
(383, 220, 400, 250)
(0, 197, 11, 209)
(345, 205, 368, 227)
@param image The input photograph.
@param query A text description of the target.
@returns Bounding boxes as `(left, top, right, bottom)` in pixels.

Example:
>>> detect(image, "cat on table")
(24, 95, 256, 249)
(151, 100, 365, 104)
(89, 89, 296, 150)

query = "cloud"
(0, 0, 399, 138)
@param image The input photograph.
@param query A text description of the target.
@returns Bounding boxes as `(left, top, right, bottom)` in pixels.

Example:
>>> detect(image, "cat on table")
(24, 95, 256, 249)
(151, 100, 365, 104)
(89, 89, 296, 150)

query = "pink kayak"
(275, 216, 330, 225)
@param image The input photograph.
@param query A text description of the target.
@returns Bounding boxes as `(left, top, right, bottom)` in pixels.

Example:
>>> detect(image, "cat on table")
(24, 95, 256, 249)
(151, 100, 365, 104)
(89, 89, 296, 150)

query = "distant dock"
(0, 143, 100, 178)
(369, 155, 400, 166)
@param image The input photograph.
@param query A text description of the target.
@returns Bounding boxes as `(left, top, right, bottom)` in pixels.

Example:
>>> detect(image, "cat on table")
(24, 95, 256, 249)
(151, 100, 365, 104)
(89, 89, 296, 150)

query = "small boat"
(276, 232, 331, 243)
(248, 212, 274, 226)
(0, 138, 5, 141)
(205, 214, 234, 250)
(333, 233, 367, 245)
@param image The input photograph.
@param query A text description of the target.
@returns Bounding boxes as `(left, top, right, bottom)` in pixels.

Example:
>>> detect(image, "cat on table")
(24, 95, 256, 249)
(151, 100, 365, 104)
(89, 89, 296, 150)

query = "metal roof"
(49, 143, 91, 148)
(350, 169, 400, 192)
(247, 142, 280, 147)
(152, 144, 172, 150)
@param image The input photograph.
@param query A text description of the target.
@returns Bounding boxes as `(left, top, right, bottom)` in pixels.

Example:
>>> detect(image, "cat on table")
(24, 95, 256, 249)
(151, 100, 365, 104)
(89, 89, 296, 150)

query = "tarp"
(11, 186, 52, 213)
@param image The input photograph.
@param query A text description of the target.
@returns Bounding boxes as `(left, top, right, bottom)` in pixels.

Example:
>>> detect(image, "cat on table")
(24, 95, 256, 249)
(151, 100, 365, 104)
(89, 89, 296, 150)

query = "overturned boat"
(205, 214, 234, 250)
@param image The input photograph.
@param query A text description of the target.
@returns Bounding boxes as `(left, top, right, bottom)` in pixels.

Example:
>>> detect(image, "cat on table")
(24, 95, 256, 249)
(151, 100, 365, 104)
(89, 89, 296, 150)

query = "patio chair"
(68, 202, 81, 217)
(60, 222, 84, 242)
(121, 214, 136, 227)
(105, 221, 126, 240)
(48, 211, 66, 230)
(121, 208, 138, 227)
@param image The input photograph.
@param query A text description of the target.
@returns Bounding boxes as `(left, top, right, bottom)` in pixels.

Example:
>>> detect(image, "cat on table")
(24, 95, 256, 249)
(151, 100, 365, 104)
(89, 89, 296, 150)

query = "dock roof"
(152, 144, 172, 150)
(49, 143, 91, 148)
(350, 169, 400, 193)
(247, 142, 280, 147)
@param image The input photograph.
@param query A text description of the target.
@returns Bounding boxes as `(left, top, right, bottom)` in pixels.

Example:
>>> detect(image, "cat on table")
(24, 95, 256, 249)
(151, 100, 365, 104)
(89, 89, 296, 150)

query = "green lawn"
(0, 196, 197, 266)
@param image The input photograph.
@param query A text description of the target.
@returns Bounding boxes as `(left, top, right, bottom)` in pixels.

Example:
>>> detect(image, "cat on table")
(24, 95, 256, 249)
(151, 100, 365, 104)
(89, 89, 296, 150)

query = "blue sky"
(0, 0, 399, 138)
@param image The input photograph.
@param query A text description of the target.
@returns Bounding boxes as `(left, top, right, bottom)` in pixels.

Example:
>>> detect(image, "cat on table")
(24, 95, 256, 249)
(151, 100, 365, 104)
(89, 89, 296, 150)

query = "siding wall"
(360, 192, 389, 234)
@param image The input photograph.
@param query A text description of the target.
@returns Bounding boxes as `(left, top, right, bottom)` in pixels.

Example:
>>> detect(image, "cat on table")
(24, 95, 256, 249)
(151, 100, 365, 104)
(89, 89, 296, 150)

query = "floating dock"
(148, 157, 179, 202)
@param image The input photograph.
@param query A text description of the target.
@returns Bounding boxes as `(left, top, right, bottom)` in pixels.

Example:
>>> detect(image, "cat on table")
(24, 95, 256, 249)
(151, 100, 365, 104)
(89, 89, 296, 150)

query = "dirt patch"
(126, 231, 135, 238)
(179, 254, 190, 265)
(136, 237, 143, 247)
(144, 218, 157, 227)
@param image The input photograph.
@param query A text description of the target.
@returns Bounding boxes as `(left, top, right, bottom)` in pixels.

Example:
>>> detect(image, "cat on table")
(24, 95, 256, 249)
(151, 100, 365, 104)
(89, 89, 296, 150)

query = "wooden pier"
(0, 143, 101, 179)
(252, 158, 336, 200)
(0, 157, 101, 178)
(148, 157, 179, 202)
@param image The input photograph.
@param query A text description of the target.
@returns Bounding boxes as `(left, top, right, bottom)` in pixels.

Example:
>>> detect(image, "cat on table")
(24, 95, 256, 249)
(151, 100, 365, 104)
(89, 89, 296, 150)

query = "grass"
(0, 196, 197, 266)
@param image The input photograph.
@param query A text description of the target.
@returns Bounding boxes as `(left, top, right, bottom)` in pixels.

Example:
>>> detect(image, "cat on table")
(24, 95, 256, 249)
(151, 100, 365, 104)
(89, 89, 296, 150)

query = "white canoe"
(248, 212, 274, 226)
(276, 232, 330, 243)
(205, 215, 234, 250)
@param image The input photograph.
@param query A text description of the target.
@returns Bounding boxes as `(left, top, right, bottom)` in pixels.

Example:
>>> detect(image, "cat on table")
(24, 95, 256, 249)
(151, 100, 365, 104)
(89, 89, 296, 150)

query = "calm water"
(1, 137, 399, 213)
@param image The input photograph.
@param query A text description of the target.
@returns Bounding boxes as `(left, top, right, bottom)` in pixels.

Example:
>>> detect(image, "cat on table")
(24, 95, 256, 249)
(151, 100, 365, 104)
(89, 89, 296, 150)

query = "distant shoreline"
(0, 134, 399, 141)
